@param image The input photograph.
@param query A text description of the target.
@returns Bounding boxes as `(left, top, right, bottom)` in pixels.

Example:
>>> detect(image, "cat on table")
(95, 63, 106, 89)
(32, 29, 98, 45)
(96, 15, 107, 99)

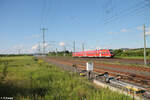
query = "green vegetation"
(114, 48, 150, 59)
(0, 54, 33, 57)
(48, 50, 72, 56)
(0, 56, 132, 100)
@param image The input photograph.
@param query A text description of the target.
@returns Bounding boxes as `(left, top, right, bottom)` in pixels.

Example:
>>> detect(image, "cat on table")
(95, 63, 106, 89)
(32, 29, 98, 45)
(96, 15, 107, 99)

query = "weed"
(0, 56, 132, 100)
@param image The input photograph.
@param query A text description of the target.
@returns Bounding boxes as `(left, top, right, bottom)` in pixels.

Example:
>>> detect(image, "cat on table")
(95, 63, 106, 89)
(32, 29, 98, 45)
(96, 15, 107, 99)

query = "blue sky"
(0, 0, 150, 54)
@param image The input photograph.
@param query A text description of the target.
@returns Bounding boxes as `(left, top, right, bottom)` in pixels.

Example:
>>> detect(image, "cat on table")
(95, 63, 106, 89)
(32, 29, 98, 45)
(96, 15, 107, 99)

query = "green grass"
(113, 48, 150, 59)
(0, 56, 132, 100)
(114, 56, 150, 60)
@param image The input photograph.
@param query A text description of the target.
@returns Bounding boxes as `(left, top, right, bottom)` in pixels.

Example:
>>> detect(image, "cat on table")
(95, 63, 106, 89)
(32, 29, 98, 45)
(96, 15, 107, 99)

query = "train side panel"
(72, 49, 114, 58)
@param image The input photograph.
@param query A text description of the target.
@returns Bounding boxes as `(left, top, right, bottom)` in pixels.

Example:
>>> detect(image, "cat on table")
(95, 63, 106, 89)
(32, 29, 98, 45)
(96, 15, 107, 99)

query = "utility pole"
(82, 43, 84, 52)
(73, 40, 75, 53)
(38, 42, 41, 55)
(41, 28, 47, 55)
(64, 46, 66, 56)
(56, 48, 58, 56)
(143, 24, 147, 66)
(18, 49, 21, 55)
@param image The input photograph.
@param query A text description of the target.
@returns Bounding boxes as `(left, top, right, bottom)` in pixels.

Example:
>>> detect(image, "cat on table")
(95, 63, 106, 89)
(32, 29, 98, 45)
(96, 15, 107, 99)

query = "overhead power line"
(40, 0, 51, 28)
(104, 0, 150, 24)
(143, 24, 147, 66)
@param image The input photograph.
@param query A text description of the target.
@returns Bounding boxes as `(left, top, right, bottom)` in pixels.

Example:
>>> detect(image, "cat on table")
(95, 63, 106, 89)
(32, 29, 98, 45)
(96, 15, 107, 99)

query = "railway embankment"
(41, 56, 150, 100)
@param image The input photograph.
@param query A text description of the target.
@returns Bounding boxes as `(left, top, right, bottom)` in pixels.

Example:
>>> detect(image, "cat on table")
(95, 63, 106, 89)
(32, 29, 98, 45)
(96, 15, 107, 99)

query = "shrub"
(148, 53, 150, 57)
(0, 56, 132, 100)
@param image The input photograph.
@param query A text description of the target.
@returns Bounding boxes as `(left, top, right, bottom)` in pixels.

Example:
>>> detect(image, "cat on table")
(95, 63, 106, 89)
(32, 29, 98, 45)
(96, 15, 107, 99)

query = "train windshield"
(109, 49, 114, 54)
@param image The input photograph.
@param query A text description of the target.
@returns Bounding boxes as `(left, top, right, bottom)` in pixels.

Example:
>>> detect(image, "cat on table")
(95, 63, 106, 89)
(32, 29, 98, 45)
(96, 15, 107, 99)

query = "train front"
(109, 49, 115, 57)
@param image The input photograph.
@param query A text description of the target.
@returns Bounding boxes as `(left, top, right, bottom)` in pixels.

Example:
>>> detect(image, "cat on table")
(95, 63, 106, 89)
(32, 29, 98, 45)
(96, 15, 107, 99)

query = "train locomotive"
(72, 49, 114, 58)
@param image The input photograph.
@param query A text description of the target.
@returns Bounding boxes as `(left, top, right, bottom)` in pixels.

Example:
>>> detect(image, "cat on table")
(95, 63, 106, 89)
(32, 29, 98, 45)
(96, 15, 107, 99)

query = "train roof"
(73, 49, 112, 53)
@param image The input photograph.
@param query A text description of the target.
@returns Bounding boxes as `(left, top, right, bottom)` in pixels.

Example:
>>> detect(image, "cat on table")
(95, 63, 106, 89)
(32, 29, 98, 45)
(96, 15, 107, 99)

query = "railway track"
(43, 57, 150, 87)
(74, 57, 150, 65)
(47, 57, 150, 75)
(72, 63, 150, 90)
(41, 56, 150, 99)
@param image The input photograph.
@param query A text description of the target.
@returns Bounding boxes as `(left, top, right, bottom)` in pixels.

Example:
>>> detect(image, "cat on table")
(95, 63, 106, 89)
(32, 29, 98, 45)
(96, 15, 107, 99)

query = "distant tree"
(48, 50, 72, 56)
(114, 49, 123, 56)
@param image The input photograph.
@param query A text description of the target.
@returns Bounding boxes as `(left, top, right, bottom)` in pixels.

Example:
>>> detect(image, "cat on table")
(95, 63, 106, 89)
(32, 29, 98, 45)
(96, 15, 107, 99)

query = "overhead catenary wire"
(104, 4, 150, 25)
(40, 0, 51, 28)
(104, 0, 146, 21)
(39, 0, 52, 54)
(103, 0, 150, 24)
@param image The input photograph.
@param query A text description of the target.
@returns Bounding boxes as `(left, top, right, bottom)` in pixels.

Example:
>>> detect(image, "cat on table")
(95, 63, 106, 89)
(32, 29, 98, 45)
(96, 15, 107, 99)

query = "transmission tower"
(41, 28, 47, 55)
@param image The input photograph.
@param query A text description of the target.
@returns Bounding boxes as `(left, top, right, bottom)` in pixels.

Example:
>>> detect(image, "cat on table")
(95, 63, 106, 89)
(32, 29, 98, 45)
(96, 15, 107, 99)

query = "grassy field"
(114, 48, 150, 59)
(0, 56, 132, 100)
(114, 56, 150, 60)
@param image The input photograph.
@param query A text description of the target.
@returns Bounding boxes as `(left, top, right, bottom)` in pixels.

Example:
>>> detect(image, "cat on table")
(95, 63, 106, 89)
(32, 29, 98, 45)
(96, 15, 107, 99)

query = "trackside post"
(86, 62, 94, 79)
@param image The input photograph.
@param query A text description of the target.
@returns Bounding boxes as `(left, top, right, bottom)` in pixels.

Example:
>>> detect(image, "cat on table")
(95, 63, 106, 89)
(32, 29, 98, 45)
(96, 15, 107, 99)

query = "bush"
(120, 53, 128, 57)
(114, 49, 150, 57)
(148, 53, 150, 57)
(48, 50, 72, 57)
(114, 49, 123, 56)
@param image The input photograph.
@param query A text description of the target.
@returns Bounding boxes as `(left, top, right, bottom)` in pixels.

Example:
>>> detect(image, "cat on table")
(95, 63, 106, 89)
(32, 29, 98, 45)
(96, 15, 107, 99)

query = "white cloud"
(146, 32, 150, 35)
(32, 44, 39, 50)
(96, 46, 101, 50)
(23, 49, 34, 54)
(120, 29, 128, 32)
(32, 34, 41, 38)
(0, 49, 23, 54)
(96, 46, 110, 49)
(136, 26, 143, 31)
(146, 27, 150, 35)
(0, 44, 39, 54)
(108, 31, 113, 34)
(25, 34, 41, 40)
(59, 42, 66, 47)
(31, 43, 51, 50)
(44, 43, 51, 49)
(13, 44, 24, 49)
(108, 31, 118, 34)
(109, 28, 130, 34)
(137, 26, 150, 35)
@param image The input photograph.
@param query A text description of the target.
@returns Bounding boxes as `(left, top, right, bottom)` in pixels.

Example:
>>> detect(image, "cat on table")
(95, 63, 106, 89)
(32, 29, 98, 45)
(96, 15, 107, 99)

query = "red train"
(72, 49, 114, 58)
